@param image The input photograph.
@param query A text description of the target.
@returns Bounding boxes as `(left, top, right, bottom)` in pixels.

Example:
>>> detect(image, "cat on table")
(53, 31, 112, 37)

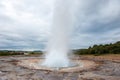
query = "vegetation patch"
(74, 41, 120, 55)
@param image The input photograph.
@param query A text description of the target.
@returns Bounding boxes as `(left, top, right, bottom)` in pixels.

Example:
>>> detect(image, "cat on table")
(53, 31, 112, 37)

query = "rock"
(0, 56, 120, 80)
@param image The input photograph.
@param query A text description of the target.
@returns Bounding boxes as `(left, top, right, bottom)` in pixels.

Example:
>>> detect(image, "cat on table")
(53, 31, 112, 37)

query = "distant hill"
(0, 50, 43, 56)
(0, 41, 120, 56)
(74, 41, 120, 55)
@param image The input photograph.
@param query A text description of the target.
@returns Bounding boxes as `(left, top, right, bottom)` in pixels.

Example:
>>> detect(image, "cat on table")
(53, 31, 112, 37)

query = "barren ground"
(0, 54, 120, 80)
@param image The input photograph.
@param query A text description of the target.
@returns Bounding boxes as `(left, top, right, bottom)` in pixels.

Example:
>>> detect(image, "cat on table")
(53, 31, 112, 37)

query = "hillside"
(74, 41, 120, 55)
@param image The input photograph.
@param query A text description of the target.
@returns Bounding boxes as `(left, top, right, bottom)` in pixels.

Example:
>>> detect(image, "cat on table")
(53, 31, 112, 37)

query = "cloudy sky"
(0, 0, 120, 51)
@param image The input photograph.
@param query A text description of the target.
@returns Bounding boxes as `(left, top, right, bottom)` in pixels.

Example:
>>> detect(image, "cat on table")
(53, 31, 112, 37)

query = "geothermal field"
(0, 0, 120, 80)
(0, 55, 120, 80)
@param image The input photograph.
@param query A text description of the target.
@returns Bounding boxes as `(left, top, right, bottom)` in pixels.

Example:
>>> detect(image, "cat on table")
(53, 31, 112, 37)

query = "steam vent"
(18, 58, 98, 73)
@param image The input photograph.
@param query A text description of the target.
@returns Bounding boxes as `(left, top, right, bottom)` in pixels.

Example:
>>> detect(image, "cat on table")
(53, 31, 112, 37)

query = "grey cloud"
(0, 0, 120, 50)
(0, 32, 46, 50)
(72, 0, 120, 49)
(0, 15, 14, 24)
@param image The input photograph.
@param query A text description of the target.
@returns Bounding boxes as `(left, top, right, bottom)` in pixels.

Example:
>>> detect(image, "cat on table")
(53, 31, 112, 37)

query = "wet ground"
(0, 55, 120, 80)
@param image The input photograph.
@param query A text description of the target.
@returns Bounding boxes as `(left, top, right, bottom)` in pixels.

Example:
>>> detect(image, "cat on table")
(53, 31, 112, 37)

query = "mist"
(42, 0, 74, 67)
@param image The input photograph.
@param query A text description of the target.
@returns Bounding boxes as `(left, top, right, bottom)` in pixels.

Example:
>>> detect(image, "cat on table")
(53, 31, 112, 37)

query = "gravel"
(0, 56, 120, 80)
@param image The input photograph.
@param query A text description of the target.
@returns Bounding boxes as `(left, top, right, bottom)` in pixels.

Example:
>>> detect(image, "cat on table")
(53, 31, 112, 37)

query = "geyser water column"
(42, 0, 73, 67)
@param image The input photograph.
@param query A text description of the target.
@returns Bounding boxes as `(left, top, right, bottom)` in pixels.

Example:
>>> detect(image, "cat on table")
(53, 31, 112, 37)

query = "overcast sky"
(0, 0, 120, 51)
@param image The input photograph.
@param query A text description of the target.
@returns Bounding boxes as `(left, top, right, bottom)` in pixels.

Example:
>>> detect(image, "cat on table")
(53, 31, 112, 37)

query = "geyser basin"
(17, 58, 97, 72)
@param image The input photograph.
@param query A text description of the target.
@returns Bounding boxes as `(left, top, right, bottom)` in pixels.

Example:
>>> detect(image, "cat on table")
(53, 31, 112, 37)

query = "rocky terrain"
(0, 55, 120, 80)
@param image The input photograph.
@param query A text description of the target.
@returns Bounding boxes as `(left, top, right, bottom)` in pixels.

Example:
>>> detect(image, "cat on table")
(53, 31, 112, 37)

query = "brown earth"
(0, 54, 120, 80)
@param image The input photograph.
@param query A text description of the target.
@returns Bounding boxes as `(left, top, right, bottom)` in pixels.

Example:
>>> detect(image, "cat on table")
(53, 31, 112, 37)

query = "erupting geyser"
(17, 0, 98, 72)
(42, 0, 73, 67)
